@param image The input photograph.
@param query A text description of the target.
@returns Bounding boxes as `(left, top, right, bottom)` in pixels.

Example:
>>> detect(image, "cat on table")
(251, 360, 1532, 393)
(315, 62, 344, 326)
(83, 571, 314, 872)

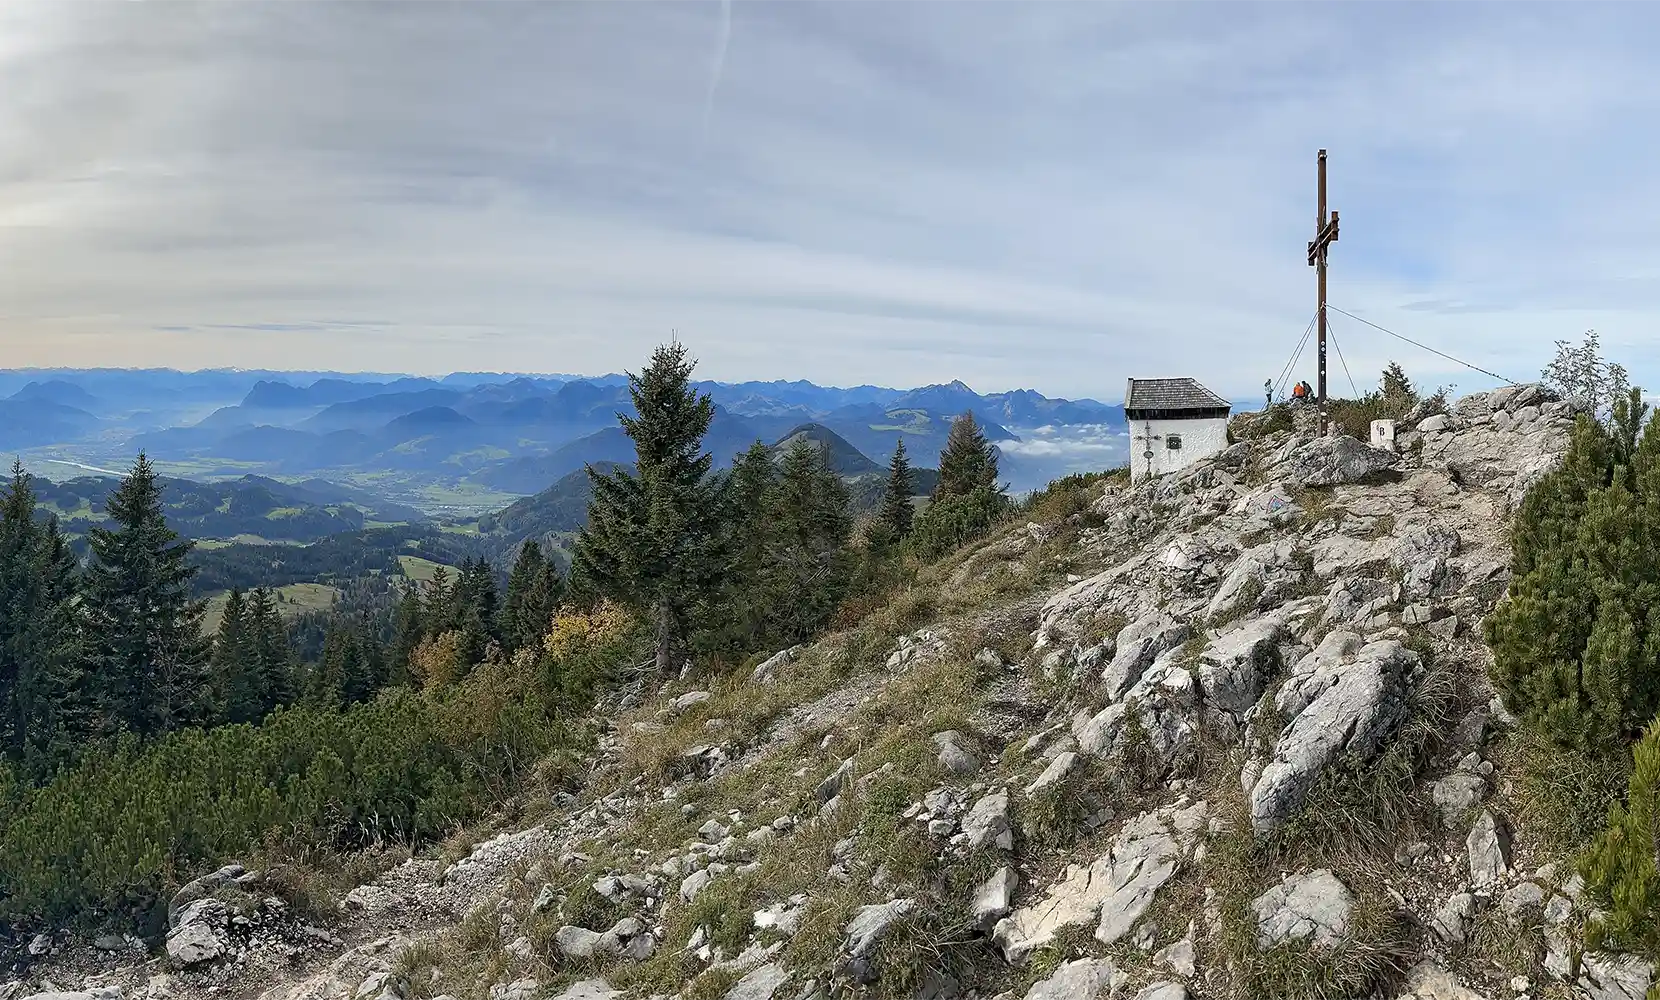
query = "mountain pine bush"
(1582, 717, 1660, 959)
(1485, 392, 1660, 754)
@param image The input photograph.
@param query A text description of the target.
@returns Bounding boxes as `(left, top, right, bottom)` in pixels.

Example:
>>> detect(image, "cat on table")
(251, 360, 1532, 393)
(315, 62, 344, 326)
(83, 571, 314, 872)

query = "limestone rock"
(1579, 953, 1655, 1000)
(167, 863, 246, 927)
(1499, 881, 1545, 918)
(1396, 962, 1492, 999)
(1152, 933, 1196, 978)
(1103, 613, 1191, 700)
(1466, 810, 1513, 888)
(972, 867, 1019, 932)
(1026, 751, 1078, 796)
(932, 731, 981, 776)
(165, 922, 226, 966)
(1430, 771, 1488, 827)
(1284, 435, 1398, 487)
(1196, 617, 1286, 717)
(751, 646, 803, 685)
(843, 899, 916, 984)
(1251, 869, 1354, 949)
(962, 789, 1014, 851)
(1247, 638, 1415, 833)
(1430, 893, 1475, 945)
(724, 964, 790, 1000)
(672, 690, 712, 713)
(547, 985, 618, 1000)
(1022, 958, 1123, 1000)
(992, 800, 1207, 962)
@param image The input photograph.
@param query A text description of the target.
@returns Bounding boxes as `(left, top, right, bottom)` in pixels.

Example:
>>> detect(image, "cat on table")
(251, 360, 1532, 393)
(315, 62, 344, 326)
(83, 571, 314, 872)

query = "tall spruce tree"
(572, 342, 728, 674)
(244, 587, 296, 714)
(762, 439, 854, 643)
(212, 589, 265, 724)
(84, 453, 209, 737)
(934, 411, 1000, 499)
(0, 462, 91, 770)
(879, 438, 916, 539)
(389, 586, 426, 685)
(501, 541, 564, 656)
(693, 441, 780, 656)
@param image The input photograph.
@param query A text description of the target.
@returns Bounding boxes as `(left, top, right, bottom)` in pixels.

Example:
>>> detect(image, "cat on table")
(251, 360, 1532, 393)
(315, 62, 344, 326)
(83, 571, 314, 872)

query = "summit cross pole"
(1308, 149, 1340, 433)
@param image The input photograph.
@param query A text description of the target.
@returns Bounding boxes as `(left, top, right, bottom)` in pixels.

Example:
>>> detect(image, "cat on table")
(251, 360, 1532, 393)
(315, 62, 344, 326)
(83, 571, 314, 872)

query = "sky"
(2, 2, 1659, 402)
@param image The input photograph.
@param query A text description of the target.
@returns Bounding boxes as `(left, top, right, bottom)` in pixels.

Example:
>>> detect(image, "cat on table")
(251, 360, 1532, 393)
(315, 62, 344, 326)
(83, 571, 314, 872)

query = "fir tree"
(424, 566, 453, 635)
(0, 462, 91, 771)
(879, 438, 916, 540)
(501, 542, 564, 656)
(693, 441, 779, 657)
(212, 589, 265, 725)
(934, 411, 1000, 499)
(244, 588, 296, 714)
(83, 453, 209, 737)
(389, 586, 426, 686)
(762, 439, 853, 643)
(572, 342, 729, 675)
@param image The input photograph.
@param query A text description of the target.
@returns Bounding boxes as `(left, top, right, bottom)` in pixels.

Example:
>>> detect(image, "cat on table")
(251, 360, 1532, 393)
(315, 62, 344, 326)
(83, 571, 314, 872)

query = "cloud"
(2, 4, 1660, 397)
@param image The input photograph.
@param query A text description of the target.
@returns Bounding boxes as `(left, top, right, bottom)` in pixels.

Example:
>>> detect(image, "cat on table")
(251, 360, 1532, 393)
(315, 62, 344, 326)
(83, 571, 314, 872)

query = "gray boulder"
(1430, 771, 1488, 827)
(723, 964, 790, 1000)
(972, 867, 1020, 932)
(962, 789, 1014, 851)
(1252, 869, 1354, 949)
(1022, 958, 1123, 1000)
(1430, 892, 1475, 945)
(1196, 617, 1286, 717)
(167, 863, 245, 927)
(932, 731, 981, 776)
(1284, 435, 1398, 487)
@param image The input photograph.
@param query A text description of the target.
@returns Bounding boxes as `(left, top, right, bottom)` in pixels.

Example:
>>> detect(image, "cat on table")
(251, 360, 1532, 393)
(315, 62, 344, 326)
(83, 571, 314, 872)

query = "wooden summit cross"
(1308, 149, 1340, 430)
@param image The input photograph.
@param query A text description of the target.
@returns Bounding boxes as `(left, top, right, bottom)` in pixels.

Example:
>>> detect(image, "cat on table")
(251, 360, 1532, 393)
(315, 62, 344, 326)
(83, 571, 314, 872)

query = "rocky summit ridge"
(9, 384, 1650, 1000)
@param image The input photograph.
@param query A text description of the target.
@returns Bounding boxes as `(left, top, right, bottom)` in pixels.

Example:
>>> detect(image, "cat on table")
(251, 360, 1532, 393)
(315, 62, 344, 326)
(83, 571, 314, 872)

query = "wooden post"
(1308, 149, 1340, 433)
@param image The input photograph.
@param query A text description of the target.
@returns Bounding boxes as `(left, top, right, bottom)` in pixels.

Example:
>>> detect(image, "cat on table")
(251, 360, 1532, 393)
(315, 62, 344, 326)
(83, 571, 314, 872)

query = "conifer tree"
(389, 586, 427, 685)
(244, 588, 296, 714)
(879, 438, 916, 539)
(934, 411, 1000, 499)
(693, 441, 779, 656)
(212, 589, 266, 724)
(762, 439, 853, 642)
(501, 541, 564, 656)
(0, 462, 91, 770)
(84, 453, 209, 737)
(572, 342, 729, 675)
(424, 566, 453, 635)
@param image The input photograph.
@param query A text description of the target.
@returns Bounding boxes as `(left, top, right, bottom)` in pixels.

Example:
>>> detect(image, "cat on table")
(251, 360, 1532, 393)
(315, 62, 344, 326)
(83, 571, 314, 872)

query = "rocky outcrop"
(1282, 435, 1399, 487)
(993, 800, 1207, 962)
(1244, 636, 1417, 834)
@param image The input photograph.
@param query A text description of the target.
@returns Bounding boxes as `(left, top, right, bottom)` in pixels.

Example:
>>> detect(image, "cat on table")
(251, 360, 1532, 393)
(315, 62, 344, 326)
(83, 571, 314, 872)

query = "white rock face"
(1251, 869, 1354, 949)
(992, 800, 1207, 962)
(842, 899, 916, 983)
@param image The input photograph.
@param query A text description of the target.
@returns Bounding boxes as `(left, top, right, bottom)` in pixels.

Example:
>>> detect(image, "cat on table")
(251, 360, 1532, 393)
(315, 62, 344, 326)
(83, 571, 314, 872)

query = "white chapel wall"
(1129, 415, 1231, 482)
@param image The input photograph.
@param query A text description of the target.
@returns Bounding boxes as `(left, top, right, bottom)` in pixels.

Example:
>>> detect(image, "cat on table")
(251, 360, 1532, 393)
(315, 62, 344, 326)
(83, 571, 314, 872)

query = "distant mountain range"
(0, 368, 1133, 507)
